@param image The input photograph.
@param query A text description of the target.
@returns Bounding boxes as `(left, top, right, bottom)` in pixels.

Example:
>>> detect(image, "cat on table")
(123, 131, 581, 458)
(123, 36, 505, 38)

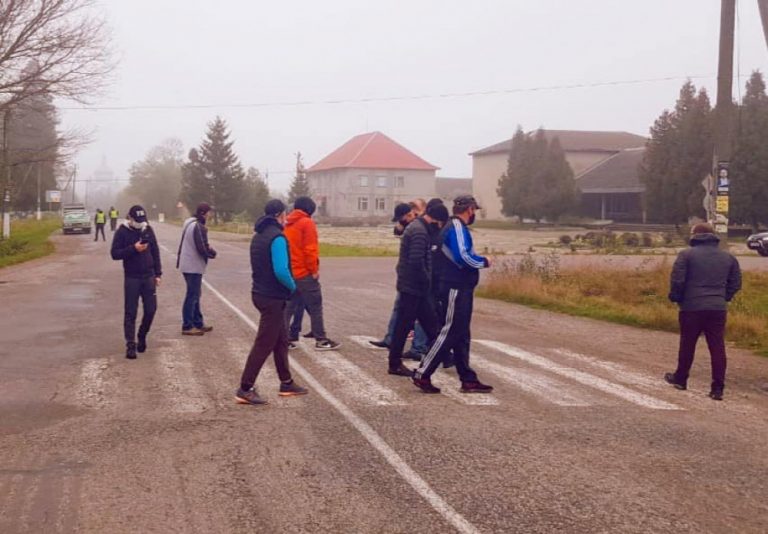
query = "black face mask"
(399, 218, 411, 228)
(468, 214, 476, 225)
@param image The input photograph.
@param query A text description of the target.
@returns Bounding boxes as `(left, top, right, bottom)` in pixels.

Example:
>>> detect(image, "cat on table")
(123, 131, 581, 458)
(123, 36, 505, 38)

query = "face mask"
(468, 214, 476, 225)
(129, 220, 147, 231)
(399, 218, 411, 228)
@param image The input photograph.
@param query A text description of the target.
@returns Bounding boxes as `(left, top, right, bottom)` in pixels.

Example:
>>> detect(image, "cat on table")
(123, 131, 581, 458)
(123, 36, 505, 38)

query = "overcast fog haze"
(63, 0, 768, 193)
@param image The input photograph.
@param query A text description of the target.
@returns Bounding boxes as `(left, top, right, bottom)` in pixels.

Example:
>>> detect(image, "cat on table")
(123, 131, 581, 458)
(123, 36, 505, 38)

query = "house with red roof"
(307, 131, 438, 219)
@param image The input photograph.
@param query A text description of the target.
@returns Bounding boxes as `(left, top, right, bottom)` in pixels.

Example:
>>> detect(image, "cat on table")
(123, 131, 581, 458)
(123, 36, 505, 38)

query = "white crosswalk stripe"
(472, 355, 594, 407)
(156, 338, 212, 413)
(549, 348, 663, 390)
(347, 335, 499, 406)
(297, 342, 406, 406)
(476, 340, 681, 410)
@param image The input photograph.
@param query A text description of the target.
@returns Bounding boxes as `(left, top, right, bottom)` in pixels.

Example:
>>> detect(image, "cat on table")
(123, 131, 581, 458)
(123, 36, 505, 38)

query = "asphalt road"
(1, 223, 767, 534)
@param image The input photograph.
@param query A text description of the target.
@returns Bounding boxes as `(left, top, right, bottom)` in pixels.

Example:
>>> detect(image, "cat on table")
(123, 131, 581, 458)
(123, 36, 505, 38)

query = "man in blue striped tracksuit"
(412, 195, 494, 394)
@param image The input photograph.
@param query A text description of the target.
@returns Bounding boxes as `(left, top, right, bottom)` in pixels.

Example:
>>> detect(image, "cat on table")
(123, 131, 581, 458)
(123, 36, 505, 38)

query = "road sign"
(45, 190, 62, 203)
(717, 162, 730, 193)
(716, 195, 729, 215)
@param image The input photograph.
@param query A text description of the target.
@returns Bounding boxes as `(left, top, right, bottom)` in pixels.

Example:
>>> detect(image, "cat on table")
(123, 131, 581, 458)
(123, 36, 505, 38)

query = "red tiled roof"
(308, 131, 439, 172)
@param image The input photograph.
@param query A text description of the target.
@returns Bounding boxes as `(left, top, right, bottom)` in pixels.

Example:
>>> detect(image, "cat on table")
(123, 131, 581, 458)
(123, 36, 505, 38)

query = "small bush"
(559, 235, 572, 245)
(641, 232, 654, 247)
(620, 232, 640, 247)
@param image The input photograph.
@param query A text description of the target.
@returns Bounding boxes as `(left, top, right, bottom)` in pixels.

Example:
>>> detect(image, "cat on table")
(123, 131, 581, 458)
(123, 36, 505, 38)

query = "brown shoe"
(182, 328, 205, 336)
(199, 325, 213, 333)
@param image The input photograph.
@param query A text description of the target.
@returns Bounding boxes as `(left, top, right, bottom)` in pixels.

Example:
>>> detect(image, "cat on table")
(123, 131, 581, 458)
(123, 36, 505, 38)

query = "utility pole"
(709, 0, 736, 233)
(36, 162, 41, 221)
(758, 0, 768, 51)
(72, 164, 77, 204)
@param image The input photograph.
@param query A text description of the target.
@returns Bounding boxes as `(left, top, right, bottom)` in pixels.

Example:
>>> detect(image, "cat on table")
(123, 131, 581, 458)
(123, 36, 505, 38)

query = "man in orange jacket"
(284, 196, 341, 351)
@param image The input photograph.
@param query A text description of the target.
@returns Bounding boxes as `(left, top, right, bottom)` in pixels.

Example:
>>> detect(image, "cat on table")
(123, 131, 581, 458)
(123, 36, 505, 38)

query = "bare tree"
(0, 0, 114, 112)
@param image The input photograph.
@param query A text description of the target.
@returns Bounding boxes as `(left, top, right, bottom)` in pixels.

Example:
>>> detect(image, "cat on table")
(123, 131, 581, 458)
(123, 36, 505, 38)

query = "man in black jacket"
(665, 223, 742, 400)
(387, 204, 449, 376)
(110, 205, 162, 359)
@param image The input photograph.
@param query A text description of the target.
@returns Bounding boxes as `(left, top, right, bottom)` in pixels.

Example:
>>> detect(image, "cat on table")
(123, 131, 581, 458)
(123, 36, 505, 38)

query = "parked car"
(746, 232, 768, 256)
(62, 211, 92, 235)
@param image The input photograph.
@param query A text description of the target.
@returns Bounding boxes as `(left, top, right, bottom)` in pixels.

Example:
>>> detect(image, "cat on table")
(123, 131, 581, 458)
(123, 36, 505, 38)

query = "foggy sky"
(63, 0, 768, 194)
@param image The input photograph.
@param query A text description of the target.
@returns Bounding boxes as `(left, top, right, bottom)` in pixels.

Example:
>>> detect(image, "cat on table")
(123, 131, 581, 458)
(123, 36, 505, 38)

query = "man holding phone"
(110, 205, 162, 359)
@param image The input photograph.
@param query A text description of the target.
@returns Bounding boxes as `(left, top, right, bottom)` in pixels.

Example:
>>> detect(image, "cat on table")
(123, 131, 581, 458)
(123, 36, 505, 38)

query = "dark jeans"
(415, 287, 479, 383)
(285, 276, 326, 340)
(674, 310, 728, 389)
(388, 292, 438, 370)
(182, 273, 204, 330)
(110, 219, 117, 231)
(240, 293, 292, 390)
(124, 275, 157, 344)
(383, 295, 429, 353)
(95, 223, 106, 241)
(288, 293, 307, 340)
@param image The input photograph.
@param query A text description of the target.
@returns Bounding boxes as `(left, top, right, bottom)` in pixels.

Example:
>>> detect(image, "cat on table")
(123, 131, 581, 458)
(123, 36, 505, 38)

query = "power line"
(61, 74, 716, 112)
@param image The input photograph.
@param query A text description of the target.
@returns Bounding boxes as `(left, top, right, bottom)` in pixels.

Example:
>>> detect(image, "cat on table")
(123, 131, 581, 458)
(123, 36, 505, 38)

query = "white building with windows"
(306, 131, 438, 219)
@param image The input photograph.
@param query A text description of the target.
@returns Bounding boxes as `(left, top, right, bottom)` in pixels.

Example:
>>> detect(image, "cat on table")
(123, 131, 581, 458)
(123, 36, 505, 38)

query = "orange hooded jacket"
(284, 209, 319, 280)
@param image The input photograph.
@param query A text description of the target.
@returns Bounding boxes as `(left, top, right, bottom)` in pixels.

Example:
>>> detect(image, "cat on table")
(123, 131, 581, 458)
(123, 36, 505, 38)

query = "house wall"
(580, 192, 644, 222)
(472, 150, 615, 220)
(308, 168, 436, 218)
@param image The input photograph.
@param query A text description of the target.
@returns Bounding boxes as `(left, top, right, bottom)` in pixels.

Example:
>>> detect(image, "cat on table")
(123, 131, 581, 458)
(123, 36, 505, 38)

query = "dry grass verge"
(478, 253, 768, 356)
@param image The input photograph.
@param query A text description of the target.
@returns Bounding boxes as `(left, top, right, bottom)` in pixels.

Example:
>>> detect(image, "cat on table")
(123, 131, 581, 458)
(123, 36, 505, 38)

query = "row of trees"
(640, 72, 768, 226)
(496, 128, 578, 222)
(497, 72, 768, 226)
(128, 117, 310, 223)
(1, 0, 113, 215)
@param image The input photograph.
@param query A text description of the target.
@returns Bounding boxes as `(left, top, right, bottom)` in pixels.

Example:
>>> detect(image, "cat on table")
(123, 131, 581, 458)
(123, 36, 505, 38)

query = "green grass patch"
(478, 255, 768, 356)
(0, 217, 61, 269)
(319, 243, 396, 257)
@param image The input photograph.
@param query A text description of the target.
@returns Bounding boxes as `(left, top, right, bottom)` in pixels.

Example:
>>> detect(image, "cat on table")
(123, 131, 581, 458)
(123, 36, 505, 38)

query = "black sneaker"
(664, 373, 687, 390)
(316, 338, 341, 351)
(412, 377, 441, 394)
(388, 364, 413, 377)
(460, 381, 494, 393)
(126, 342, 137, 360)
(368, 340, 389, 350)
(235, 387, 268, 405)
(137, 335, 147, 354)
(288, 335, 299, 343)
(302, 332, 315, 339)
(709, 387, 724, 401)
(288, 341, 298, 350)
(279, 380, 308, 397)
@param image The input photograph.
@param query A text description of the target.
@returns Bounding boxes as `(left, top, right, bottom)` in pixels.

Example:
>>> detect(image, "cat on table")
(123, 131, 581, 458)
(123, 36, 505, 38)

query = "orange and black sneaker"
(279, 380, 308, 397)
(235, 387, 268, 405)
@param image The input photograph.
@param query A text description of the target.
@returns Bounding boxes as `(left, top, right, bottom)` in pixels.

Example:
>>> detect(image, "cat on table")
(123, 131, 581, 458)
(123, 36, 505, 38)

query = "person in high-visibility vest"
(94, 209, 107, 241)
(109, 206, 119, 231)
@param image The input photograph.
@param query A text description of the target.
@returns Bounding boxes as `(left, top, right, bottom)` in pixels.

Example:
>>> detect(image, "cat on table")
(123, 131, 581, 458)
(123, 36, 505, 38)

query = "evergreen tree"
(640, 81, 713, 223)
(497, 127, 577, 222)
(180, 148, 211, 214)
(6, 92, 60, 212)
(180, 117, 245, 223)
(127, 139, 183, 218)
(730, 71, 768, 230)
(242, 166, 270, 220)
(288, 152, 311, 203)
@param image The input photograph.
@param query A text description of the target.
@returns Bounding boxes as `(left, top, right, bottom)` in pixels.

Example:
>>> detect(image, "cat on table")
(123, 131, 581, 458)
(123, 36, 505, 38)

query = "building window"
(359, 175, 369, 187)
(375, 198, 386, 211)
(395, 176, 405, 188)
(377, 176, 387, 188)
(357, 196, 369, 211)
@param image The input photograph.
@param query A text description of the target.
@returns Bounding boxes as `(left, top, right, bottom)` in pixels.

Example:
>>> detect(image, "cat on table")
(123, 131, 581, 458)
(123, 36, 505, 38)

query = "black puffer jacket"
(668, 233, 742, 311)
(396, 217, 431, 297)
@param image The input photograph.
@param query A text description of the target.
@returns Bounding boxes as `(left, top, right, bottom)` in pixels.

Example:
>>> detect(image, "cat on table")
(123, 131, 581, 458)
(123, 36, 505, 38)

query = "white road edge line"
(476, 340, 681, 411)
(201, 279, 481, 534)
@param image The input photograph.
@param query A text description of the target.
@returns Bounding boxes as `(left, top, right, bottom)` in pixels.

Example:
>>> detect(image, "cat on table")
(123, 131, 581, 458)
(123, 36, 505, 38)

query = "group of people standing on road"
(107, 195, 744, 404)
(93, 206, 120, 241)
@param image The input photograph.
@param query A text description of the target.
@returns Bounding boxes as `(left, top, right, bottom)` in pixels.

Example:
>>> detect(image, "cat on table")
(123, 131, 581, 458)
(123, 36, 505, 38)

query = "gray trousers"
(285, 275, 326, 340)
